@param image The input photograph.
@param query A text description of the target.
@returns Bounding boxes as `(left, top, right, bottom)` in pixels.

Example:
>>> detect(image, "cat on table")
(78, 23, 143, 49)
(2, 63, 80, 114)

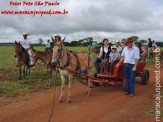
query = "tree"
(78, 39, 84, 46)
(139, 40, 147, 44)
(38, 38, 44, 44)
(131, 36, 139, 42)
(121, 38, 126, 42)
(84, 37, 93, 45)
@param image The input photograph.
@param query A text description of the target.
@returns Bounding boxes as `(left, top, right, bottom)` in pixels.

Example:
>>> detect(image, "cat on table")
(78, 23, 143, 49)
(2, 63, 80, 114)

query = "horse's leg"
(28, 66, 30, 75)
(67, 73, 73, 104)
(86, 69, 92, 96)
(23, 65, 25, 79)
(19, 65, 22, 80)
(26, 66, 27, 76)
(47, 68, 51, 86)
(58, 73, 65, 103)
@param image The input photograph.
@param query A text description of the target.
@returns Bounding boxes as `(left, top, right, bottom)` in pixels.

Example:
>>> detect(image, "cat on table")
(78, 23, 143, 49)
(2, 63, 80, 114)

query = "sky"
(0, 0, 163, 43)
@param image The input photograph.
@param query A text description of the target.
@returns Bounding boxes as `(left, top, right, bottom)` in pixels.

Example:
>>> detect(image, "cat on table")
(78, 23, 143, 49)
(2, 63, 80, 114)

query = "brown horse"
(51, 38, 94, 103)
(15, 41, 30, 80)
(31, 47, 55, 86)
(88, 45, 100, 54)
(145, 46, 163, 63)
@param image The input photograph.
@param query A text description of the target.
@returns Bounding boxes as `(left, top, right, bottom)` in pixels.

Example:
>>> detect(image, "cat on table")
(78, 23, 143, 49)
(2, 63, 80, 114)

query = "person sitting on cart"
(115, 40, 122, 54)
(121, 42, 126, 51)
(107, 46, 120, 75)
(93, 38, 111, 73)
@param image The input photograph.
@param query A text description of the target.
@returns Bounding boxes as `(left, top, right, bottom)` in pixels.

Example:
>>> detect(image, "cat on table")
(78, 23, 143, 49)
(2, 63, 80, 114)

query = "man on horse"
(147, 38, 152, 59)
(15, 32, 33, 66)
(21, 32, 33, 65)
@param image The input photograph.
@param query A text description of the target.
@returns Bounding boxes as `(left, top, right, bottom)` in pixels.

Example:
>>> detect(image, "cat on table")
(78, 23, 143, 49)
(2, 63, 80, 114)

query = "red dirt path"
(0, 65, 162, 122)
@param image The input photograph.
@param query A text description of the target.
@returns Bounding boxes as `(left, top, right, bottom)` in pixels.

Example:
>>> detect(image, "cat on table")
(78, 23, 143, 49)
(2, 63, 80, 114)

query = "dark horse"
(15, 41, 30, 80)
(31, 47, 55, 86)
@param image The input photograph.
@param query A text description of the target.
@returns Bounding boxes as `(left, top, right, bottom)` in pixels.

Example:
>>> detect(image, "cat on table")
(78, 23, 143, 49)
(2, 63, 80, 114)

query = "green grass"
(0, 45, 97, 97)
(1, 45, 161, 97)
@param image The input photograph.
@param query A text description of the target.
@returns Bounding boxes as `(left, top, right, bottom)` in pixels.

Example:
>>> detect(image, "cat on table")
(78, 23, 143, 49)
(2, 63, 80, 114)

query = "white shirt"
(121, 46, 140, 64)
(46, 42, 50, 48)
(20, 38, 32, 49)
(100, 46, 109, 53)
(116, 45, 122, 53)
(109, 52, 120, 61)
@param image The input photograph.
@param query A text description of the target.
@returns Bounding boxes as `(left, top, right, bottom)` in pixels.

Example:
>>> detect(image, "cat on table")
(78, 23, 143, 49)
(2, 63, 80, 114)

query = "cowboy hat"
(23, 32, 28, 36)
(126, 37, 133, 43)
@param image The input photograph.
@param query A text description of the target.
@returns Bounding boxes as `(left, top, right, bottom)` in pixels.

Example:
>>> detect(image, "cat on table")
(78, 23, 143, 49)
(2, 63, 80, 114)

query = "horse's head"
(51, 37, 66, 64)
(15, 41, 22, 53)
(31, 48, 38, 65)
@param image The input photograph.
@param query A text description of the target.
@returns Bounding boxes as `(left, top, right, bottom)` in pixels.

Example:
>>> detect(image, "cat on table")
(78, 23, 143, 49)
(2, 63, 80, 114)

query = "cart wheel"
(141, 69, 149, 85)
(123, 79, 126, 91)
(92, 73, 100, 87)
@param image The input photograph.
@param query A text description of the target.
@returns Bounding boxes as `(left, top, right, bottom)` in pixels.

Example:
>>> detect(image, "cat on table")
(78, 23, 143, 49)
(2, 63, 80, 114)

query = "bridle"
(31, 53, 38, 64)
(54, 44, 64, 59)
(15, 44, 22, 54)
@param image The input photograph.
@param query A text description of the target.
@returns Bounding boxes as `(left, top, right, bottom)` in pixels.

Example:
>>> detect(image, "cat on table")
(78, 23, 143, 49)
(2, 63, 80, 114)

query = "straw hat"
(55, 34, 61, 38)
(126, 37, 133, 43)
(116, 40, 120, 43)
(23, 32, 28, 36)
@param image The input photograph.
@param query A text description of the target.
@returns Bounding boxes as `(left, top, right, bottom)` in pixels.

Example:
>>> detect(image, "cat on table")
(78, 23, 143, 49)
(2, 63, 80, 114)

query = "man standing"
(20, 32, 33, 65)
(147, 38, 152, 59)
(117, 37, 139, 97)
(94, 38, 111, 73)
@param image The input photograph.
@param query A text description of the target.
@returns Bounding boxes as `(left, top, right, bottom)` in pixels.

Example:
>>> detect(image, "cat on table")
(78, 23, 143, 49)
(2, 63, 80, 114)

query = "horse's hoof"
(67, 100, 71, 104)
(57, 100, 62, 103)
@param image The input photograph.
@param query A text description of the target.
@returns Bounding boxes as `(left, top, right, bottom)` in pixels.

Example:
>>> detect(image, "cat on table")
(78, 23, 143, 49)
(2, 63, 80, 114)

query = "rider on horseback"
(15, 32, 33, 66)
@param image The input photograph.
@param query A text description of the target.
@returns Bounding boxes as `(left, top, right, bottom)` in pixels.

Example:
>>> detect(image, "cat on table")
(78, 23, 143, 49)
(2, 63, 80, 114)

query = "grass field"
(0, 45, 162, 97)
(0, 45, 97, 97)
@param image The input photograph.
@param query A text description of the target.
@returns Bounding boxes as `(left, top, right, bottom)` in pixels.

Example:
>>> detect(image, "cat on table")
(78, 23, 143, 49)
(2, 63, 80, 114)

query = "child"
(107, 46, 120, 75)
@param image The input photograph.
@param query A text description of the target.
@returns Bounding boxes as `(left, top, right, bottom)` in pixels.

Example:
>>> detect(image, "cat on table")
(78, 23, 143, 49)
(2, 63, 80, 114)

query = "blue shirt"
(109, 52, 120, 61)
(121, 46, 139, 64)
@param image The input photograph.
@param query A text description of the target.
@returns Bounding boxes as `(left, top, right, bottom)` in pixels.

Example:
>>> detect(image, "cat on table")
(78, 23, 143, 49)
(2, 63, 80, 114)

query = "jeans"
(107, 60, 119, 74)
(124, 64, 136, 95)
(148, 47, 152, 58)
(93, 57, 105, 73)
(139, 55, 143, 61)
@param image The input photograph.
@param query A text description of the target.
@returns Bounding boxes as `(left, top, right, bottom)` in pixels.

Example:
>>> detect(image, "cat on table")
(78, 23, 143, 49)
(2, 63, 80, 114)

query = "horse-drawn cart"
(91, 60, 150, 90)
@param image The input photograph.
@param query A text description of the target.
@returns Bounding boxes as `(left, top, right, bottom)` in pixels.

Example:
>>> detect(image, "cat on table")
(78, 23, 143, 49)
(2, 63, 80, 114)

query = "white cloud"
(0, 0, 162, 43)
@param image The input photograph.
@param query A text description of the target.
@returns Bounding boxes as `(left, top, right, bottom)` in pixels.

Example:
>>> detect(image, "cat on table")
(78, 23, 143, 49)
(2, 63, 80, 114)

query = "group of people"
(93, 37, 155, 97)
(15, 33, 155, 97)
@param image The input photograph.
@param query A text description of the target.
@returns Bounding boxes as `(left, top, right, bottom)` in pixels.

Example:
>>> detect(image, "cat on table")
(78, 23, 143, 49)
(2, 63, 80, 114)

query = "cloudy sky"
(0, 0, 163, 43)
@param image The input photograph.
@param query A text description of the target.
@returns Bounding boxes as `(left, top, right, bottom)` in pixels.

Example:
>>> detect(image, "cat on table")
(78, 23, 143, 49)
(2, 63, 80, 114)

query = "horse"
(14, 41, 30, 80)
(51, 38, 94, 103)
(30, 47, 55, 86)
(88, 45, 100, 54)
(145, 46, 163, 63)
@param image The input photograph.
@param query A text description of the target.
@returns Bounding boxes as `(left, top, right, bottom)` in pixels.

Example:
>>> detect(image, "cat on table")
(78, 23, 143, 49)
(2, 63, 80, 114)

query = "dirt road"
(0, 65, 162, 122)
